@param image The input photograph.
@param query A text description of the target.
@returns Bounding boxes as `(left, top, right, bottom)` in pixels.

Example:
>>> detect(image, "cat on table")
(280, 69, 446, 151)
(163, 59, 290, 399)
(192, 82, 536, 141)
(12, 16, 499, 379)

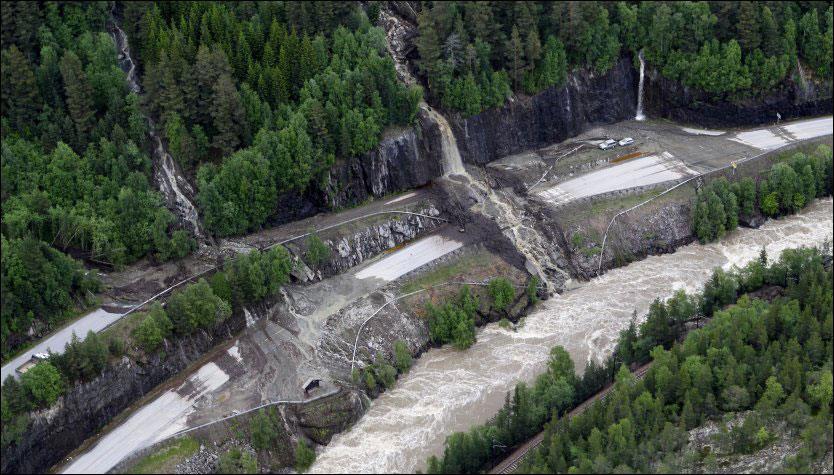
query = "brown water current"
(310, 198, 833, 474)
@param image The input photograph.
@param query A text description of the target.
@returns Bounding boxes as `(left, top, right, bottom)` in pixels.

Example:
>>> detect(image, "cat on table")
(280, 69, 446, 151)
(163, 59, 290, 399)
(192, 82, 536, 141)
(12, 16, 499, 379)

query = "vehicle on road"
(16, 352, 50, 375)
(598, 139, 617, 150)
(618, 137, 634, 146)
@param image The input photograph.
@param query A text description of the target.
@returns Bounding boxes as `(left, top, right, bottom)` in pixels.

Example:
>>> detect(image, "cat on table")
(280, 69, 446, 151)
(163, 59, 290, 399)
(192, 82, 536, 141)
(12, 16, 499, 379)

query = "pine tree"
(736, 1, 762, 53)
(1, 45, 42, 136)
(507, 26, 525, 90)
(210, 74, 247, 156)
(59, 50, 96, 149)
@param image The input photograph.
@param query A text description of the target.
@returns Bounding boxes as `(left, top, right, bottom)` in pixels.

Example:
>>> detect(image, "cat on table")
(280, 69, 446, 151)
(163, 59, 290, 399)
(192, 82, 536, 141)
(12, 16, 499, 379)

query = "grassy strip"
(131, 437, 200, 474)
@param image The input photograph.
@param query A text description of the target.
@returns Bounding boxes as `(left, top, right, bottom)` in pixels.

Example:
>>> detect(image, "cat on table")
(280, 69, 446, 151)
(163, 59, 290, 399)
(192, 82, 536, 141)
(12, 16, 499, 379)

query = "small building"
(303, 378, 322, 396)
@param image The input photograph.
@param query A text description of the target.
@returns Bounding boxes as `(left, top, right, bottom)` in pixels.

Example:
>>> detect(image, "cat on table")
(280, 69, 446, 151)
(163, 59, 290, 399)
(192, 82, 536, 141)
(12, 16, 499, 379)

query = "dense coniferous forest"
(426, 247, 834, 473)
(0, 1, 418, 360)
(415, 1, 833, 115)
(120, 1, 422, 236)
(1, 2, 194, 359)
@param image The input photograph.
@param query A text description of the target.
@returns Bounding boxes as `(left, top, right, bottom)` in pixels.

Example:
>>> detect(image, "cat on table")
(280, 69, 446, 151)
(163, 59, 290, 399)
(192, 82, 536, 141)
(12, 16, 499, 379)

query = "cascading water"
(418, 103, 562, 290)
(635, 50, 646, 121)
(796, 60, 812, 101)
(109, 15, 204, 238)
(309, 199, 832, 474)
(420, 104, 467, 177)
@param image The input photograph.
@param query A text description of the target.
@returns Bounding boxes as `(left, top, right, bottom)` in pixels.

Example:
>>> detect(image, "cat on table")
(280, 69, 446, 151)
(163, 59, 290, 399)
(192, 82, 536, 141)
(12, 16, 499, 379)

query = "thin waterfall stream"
(635, 50, 646, 121)
(109, 15, 204, 238)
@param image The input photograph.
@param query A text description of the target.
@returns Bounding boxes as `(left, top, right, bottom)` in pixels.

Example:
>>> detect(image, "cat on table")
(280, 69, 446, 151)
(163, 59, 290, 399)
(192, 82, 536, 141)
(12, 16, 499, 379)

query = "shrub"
(218, 448, 258, 474)
(250, 408, 278, 450)
(488, 277, 516, 312)
(295, 440, 316, 473)
(20, 361, 64, 408)
(305, 234, 331, 267)
(427, 286, 479, 350)
(134, 314, 163, 353)
(167, 279, 232, 335)
(393, 340, 412, 373)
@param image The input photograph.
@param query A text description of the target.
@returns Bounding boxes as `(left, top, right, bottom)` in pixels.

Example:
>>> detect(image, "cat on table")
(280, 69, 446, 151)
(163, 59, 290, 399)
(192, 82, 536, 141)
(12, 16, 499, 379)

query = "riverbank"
(309, 198, 833, 473)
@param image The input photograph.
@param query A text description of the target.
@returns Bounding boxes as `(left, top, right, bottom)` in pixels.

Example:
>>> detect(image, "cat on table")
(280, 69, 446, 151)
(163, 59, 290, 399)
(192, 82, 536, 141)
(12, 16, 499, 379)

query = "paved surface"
(531, 116, 832, 207)
(355, 234, 463, 281)
(1, 308, 125, 381)
(62, 361, 231, 474)
(536, 152, 697, 205)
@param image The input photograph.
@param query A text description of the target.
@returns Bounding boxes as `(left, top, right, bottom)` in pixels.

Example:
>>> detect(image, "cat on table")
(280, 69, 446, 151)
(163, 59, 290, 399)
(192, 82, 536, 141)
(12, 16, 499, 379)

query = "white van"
(598, 139, 617, 150)
(618, 137, 634, 146)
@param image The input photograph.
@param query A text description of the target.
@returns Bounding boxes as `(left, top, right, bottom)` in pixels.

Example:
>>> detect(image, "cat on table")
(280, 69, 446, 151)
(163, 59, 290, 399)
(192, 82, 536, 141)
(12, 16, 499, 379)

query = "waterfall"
(109, 15, 204, 239)
(420, 104, 466, 176)
(635, 50, 646, 121)
(796, 60, 812, 100)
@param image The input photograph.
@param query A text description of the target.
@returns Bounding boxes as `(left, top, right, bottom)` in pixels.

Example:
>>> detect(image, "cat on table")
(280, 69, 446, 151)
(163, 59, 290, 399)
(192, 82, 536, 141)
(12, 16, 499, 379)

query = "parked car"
(618, 137, 634, 146)
(598, 139, 617, 150)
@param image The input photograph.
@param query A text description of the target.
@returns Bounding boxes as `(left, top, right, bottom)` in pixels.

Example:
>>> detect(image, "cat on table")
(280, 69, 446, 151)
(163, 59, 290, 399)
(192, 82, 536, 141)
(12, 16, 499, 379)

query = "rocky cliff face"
(1, 314, 246, 475)
(317, 206, 444, 279)
(324, 124, 443, 209)
(644, 66, 833, 128)
(560, 201, 695, 280)
(450, 57, 639, 165)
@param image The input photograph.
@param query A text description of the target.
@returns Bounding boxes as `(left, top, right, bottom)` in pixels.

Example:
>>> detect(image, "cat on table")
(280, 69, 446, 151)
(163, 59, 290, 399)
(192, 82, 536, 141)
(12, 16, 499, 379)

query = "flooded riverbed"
(311, 198, 833, 474)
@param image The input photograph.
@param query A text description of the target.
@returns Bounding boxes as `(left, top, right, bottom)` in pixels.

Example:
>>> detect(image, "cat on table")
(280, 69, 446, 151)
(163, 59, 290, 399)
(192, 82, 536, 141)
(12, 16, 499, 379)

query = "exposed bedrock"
(1, 312, 247, 475)
(450, 57, 639, 166)
(643, 65, 832, 128)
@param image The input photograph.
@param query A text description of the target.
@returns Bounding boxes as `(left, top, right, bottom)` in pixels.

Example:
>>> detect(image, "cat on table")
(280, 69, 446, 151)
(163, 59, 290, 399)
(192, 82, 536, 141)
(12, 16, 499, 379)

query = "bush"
(218, 448, 257, 474)
(393, 340, 412, 373)
(305, 234, 331, 268)
(227, 247, 293, 306)
(52, 330, 108, 383)
(427, 286, 479, 349)
(20, 361, 64, 408)
(295, 440, 316, 473)
(526, 277, 540, 305)
(250, 408, 278, 450)
(134, 314, 164, 353)
(167, 279, 232, 335)
(488, 278, 516, 313)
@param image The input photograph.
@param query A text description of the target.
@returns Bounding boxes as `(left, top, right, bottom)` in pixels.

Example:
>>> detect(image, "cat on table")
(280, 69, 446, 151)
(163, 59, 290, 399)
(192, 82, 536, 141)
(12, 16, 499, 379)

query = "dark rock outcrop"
(1, 314, 246, 475)
(324, 124, 443, 209)
(644, 67, 832, 128)
(450, 57, 639, 165)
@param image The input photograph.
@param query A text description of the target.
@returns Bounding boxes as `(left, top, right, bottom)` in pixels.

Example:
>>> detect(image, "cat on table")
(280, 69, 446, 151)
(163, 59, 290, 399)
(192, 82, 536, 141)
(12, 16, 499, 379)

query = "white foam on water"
(310, 198, 833, 474)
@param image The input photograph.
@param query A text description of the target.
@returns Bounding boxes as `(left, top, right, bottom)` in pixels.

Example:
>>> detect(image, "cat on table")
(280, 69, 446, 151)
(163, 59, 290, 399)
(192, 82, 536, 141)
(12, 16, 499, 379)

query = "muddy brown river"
(310, 198, 833, 474)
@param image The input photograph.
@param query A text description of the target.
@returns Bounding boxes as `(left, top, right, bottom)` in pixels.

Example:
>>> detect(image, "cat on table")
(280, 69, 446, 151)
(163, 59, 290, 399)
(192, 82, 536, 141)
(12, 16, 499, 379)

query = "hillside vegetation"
(415, 1, 833, 115)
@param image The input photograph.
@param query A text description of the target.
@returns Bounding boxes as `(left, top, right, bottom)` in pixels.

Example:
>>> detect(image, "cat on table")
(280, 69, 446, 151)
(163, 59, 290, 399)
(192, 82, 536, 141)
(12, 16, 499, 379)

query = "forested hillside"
(0, 1, 419, 361)
(426, 247, 834, 473)
(1, 2, 194, 359)
(119, 1, 422, 236)
(415, 1, 833, 115)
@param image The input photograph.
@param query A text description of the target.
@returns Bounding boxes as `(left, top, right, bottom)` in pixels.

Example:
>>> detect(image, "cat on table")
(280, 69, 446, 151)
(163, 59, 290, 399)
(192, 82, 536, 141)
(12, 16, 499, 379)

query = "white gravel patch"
(681, 127, 726, 136)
